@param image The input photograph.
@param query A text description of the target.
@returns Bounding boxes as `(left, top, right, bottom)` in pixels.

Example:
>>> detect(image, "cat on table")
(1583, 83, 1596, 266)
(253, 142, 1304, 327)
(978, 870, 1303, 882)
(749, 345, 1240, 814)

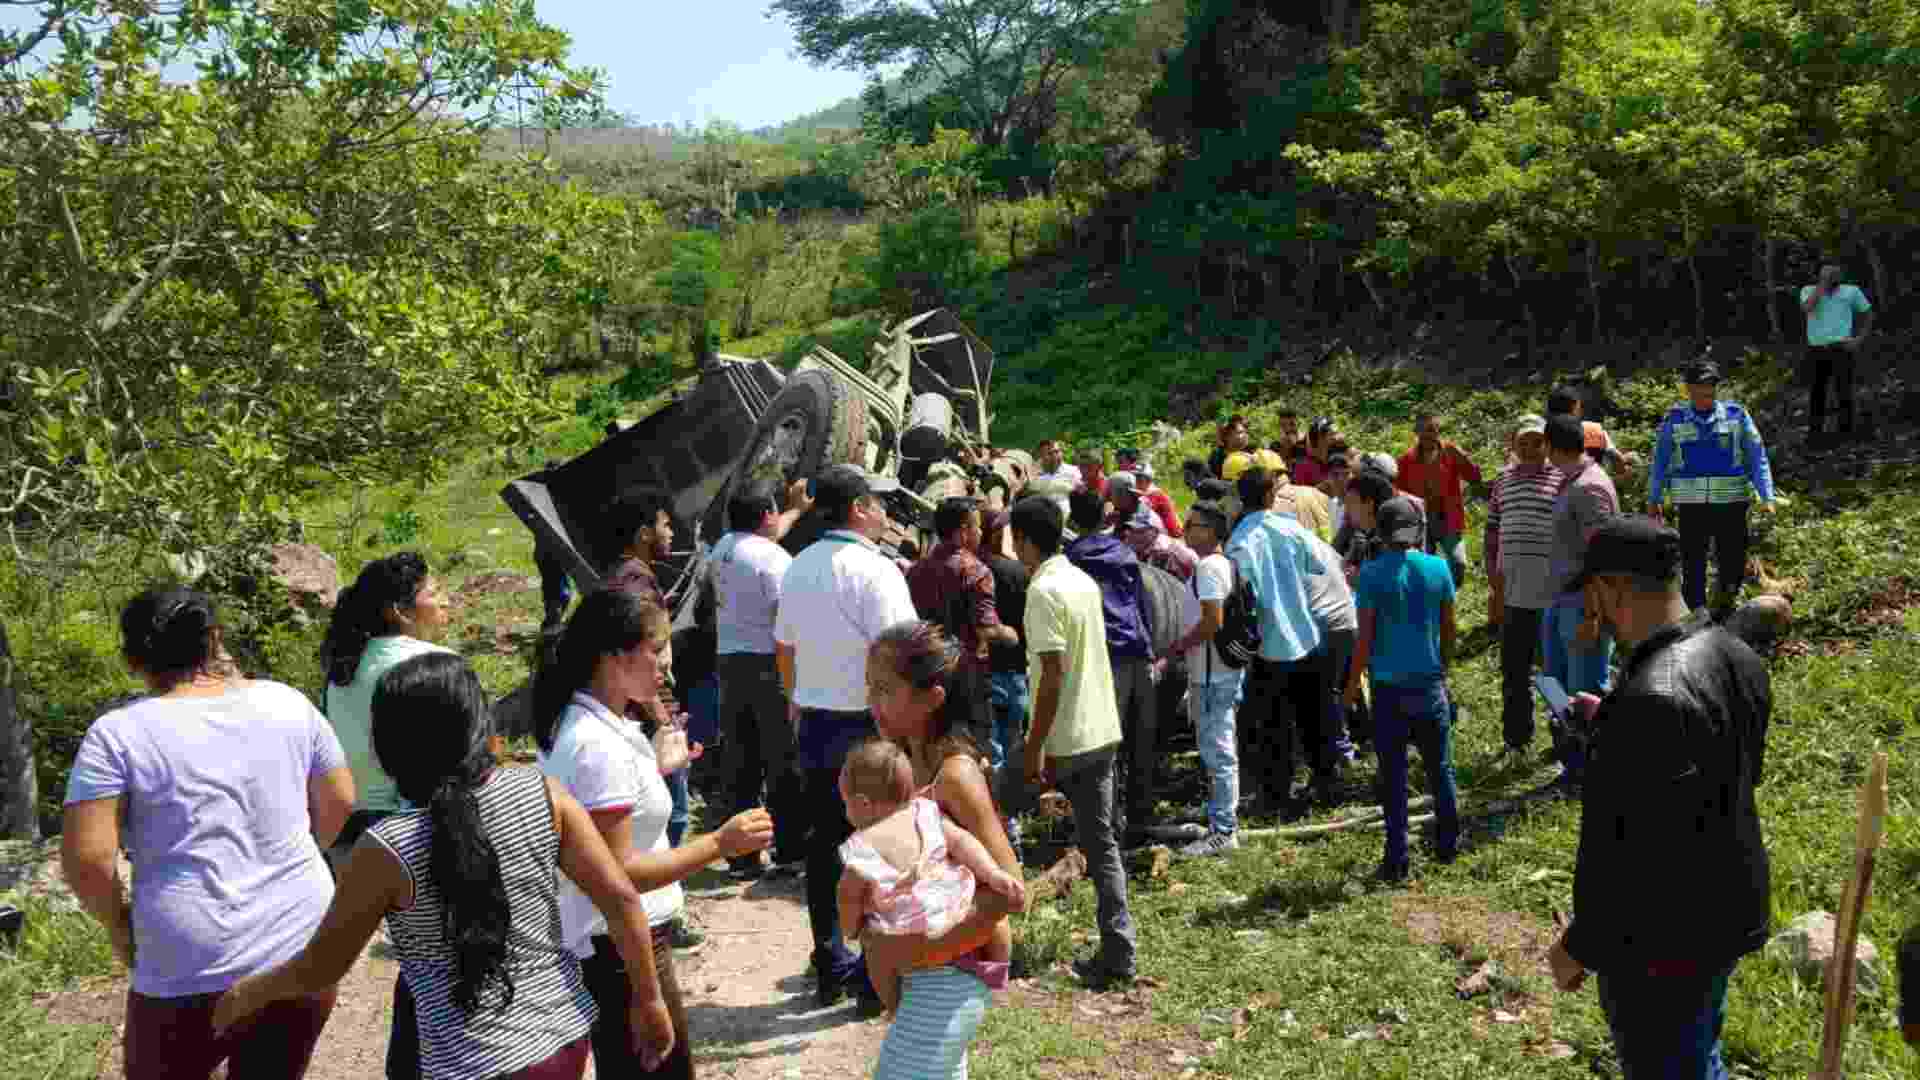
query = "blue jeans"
(1541, 601, 1613, 781)
(668, 675, 718, 850)
(1597, 965, 1734, 1080)
(1371, 680, 1460, 873)
(1190, 676, 1246, 835)
(986, 671, 1029, 772)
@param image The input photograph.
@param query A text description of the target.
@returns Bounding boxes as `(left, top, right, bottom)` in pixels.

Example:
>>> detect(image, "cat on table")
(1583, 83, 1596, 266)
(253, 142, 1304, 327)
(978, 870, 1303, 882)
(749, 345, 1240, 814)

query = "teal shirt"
(1355, 549, 1456, 688)
(323, 635, 455, 813)
(1801, 284, 1871, 346)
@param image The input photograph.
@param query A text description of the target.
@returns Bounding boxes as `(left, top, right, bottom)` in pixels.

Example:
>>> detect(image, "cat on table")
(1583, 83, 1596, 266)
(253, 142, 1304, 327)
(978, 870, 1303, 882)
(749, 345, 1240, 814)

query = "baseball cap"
(1326, 452, 1351, 472)
(1135, 461, 1155, 480)
(1115, 446, 1141, 463)
(1515, 414, 1547, 436)
(1309, 416, 1336, 438)
(1376, 496, 1423, 547)
(1186, 500, 1229, 533)
(812, 463, 900, 515)
(1566, 515, 1682, 594)
(1682, 359, 1722, 385)
(1105, 470, 1139, 496)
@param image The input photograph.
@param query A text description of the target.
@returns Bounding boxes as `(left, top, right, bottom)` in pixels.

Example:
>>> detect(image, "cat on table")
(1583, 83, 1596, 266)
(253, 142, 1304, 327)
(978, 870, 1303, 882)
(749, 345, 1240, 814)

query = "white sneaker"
(1179, 831, 1240, 858)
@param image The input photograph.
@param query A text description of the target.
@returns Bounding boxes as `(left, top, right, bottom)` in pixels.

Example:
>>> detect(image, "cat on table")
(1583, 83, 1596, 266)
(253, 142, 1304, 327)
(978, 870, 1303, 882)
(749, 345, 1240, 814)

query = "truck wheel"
(711, 369, 868, 545)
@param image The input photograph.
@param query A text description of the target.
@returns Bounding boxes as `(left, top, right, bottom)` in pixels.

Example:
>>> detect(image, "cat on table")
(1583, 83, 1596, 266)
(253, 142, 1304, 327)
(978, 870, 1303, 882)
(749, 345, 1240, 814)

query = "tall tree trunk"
(1864, 233, 1891, 316)
(1506, 251, 1538, 355)
(0, 622, 36, 841)
(1687, 250, 1706, 341)
(1763, 236, 1783, 343)
(1587, 241, 1604, 343)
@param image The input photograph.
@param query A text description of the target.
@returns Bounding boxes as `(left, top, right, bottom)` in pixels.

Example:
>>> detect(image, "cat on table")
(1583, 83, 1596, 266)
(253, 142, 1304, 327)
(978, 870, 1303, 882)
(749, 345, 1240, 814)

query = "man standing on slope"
(1009, 495, 1136, 988)
(1165, 501, 1245, 857)
(1801, 263, 1874, 447)
(1229, 466, 1329, 817)
(1065, 489, 1160, 837)
(1647, 360, 1777, 617)
(773, 464, 919, 1010)
(1486, 416, 1563, 758)
(1542, 414, 1618, 789)
(1549, 517, 1772, 1080)
(712, 481, 807, 880)
(1396, 415, 1481, 588)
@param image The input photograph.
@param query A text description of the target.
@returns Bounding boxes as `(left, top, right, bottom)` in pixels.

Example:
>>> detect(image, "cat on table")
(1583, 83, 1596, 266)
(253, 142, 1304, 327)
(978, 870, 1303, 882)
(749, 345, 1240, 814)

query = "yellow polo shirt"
(1024, 554, 1122, 760)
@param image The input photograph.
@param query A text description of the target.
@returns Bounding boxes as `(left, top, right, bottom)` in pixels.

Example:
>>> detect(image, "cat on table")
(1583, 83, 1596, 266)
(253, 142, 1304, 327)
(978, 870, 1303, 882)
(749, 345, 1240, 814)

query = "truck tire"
(713, 369, 868, 545)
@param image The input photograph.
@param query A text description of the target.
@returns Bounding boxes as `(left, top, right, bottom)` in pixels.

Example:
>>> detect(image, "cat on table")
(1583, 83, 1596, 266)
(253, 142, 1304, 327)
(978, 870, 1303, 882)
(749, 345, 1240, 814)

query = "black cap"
(1115, 446, 1141, 463)
(1309, 416, 1336, 437)
(1186, 500, 1230, 533)
(1377, 496, 1423, 547)
(812, 464, 900, 516)
(1566, 515, 1682, 593)
(1326, 451, 1350, 472)
(1682, 359, 1722, 385)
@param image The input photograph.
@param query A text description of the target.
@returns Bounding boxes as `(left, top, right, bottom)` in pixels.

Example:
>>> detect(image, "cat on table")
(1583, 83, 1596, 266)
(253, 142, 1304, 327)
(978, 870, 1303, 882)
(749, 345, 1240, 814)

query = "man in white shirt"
(774, 464, 919, 1009)
(1164, 501, 1244, 857)
(1801, 263, 1874, 446)
(1030, 438, 1084, 521)
(713, 481, 803, 879)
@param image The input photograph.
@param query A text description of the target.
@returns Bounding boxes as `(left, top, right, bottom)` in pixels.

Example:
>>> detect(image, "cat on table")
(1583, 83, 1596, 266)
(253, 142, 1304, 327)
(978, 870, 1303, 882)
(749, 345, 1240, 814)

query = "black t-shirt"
(986, 554, 1029, 674)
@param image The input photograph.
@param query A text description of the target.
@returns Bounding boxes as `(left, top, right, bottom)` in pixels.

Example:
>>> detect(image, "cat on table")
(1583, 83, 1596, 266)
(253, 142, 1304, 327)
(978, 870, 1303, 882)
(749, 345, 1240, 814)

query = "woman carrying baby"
(859, 620, 1027, 1080)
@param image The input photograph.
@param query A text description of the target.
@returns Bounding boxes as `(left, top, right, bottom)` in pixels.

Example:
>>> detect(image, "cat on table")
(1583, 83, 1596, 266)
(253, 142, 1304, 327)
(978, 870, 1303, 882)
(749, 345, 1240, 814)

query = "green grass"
(6, 330, 1920, 1077)
(0, 897, 119, 1080)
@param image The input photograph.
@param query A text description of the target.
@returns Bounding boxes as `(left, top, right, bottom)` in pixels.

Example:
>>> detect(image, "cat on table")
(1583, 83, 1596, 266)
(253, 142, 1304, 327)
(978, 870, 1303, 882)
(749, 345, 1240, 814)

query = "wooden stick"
(1814, 752, 1890, 1080)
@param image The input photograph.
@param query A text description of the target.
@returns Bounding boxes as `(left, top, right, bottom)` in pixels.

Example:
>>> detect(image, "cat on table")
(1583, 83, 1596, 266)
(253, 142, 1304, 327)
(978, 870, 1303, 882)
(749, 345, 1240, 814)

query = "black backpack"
(1200, 554, 1261, 670)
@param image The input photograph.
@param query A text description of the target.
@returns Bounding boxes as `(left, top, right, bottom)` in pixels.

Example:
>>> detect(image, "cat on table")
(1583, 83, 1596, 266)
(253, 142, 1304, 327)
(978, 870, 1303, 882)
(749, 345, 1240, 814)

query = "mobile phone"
(1534, 674, 1572, 723)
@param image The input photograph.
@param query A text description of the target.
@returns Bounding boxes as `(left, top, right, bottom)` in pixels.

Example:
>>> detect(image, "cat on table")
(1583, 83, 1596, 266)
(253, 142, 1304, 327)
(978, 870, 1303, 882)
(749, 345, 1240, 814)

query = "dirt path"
(32, 865, 889, 1080)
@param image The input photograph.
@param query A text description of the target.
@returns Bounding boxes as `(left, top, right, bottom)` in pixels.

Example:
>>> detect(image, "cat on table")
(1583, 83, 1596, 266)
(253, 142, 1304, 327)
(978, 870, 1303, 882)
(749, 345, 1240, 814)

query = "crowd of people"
(53, 266, 1914, 1080)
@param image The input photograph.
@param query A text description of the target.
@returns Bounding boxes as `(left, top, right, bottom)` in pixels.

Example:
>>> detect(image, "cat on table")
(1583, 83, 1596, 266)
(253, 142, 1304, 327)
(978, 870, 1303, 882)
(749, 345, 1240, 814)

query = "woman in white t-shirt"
(532, 589, 774, 1078)
(318, 551, 453, 861)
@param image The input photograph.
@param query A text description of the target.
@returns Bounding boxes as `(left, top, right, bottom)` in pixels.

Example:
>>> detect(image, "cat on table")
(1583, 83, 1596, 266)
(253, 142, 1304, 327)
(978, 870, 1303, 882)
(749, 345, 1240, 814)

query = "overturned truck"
(496, 310, 1031, 715)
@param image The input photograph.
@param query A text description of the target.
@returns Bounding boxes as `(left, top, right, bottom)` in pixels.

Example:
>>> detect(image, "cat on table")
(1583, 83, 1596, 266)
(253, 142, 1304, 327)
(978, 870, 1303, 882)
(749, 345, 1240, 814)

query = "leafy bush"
(847, 206, 987, 312)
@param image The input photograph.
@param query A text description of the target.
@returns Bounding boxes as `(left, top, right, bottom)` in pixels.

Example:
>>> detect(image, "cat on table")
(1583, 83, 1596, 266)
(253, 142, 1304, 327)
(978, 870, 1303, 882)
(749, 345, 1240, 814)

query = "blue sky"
(543, 0, 869, 129)
(0, 0, 871, 130)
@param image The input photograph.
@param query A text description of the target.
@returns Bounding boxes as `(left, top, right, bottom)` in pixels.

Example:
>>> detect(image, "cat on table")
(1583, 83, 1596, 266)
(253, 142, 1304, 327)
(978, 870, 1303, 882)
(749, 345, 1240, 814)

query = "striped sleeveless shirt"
(368, 767, 597, 1080)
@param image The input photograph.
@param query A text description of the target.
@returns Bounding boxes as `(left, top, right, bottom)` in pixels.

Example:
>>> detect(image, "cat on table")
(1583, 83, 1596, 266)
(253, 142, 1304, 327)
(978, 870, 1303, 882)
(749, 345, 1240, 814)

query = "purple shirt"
(64, 680, 344, 997)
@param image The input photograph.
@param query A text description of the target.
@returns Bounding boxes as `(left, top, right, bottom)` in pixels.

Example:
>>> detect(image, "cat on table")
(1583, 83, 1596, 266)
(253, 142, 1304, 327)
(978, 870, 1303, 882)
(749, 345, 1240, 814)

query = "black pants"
(1112, 656, 1159, 823)
(715, 653, 803, 868)
(1239, 655, 1329, 804)
(1500, 606, 1545, 751)
(1677, 502, 1751, 612)
(1807, 342, 1858, 437)
(584, 929, 694, 1078)
(804, 762, 861, 982)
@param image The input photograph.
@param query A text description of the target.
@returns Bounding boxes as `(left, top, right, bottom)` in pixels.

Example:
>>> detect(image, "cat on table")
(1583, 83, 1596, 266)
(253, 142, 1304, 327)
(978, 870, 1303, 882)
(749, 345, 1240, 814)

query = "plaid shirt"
(906, 542, 1002, 668)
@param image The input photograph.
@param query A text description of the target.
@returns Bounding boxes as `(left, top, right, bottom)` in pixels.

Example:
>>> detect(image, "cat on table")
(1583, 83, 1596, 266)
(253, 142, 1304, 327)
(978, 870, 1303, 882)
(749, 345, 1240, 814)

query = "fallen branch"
(1813, 751, 1890, 1079)
(1243, 771, 1565, 840)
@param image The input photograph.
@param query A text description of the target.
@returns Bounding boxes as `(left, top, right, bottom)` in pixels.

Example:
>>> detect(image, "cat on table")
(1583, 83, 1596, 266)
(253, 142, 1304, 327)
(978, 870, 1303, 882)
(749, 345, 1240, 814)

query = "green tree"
(771, 0, 1143, 149)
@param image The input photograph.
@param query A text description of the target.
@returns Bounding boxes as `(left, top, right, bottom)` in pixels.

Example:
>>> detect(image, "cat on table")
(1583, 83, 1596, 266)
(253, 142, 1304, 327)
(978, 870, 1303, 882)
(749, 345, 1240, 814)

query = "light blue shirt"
(711, 531, 792, 656)
(1801, 284, 1871, 346)
(1225, 510, 1325, 663)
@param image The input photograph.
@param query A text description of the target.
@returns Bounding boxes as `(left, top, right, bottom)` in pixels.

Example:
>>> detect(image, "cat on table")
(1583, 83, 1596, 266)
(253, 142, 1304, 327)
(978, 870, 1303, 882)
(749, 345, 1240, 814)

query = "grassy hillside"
(6, 347, 1920, 1079)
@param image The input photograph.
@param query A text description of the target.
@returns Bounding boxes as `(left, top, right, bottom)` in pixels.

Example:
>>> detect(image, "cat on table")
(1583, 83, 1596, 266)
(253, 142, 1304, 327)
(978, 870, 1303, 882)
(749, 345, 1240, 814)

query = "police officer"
(1647, 360, 1777, 615)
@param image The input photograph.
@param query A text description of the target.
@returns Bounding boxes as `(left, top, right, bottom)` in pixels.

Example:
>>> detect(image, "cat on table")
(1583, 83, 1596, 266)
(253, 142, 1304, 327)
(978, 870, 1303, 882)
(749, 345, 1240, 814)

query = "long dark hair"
(531, 588, 670, 754)
(120, 586, 230, 688)
(322, 553, 431, 687)
(872, 620, 986, 779)
(372, 651, 513, 1015)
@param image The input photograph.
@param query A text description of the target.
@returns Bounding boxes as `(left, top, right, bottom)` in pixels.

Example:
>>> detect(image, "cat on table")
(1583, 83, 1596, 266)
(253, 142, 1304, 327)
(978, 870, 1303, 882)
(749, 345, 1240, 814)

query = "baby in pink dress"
(836, 737, 1025, 1008)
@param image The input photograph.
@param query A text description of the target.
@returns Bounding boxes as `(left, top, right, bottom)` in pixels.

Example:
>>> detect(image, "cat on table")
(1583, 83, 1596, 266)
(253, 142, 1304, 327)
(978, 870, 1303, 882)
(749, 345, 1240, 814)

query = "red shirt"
(906, 542, 1001, 669)
(1395, 445, 1483, 536)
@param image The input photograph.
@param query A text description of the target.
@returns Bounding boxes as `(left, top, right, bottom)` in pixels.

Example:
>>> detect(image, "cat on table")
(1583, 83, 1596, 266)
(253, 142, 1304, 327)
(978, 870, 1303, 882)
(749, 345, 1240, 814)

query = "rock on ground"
(1768, 910, 1880, 994)
(271, 543, 341, 609)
